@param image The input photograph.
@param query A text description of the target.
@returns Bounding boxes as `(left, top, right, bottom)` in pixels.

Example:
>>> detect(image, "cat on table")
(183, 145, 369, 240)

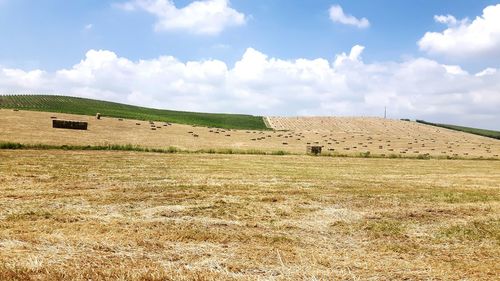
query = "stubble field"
(1, 110, 499, 159)
(0, 150, 499, 280)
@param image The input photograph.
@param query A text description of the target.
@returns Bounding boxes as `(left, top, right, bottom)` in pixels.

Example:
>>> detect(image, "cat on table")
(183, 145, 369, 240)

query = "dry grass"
(1, 110, 499, 159)
(0, 150, 499, 280)
(266, 116, 500, 158)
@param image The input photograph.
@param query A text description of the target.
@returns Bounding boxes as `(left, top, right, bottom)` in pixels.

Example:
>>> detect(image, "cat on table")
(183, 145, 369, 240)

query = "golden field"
(0, 150, 499, 280)
(0, 109, 499, 280)
(1, 109, 499, 159)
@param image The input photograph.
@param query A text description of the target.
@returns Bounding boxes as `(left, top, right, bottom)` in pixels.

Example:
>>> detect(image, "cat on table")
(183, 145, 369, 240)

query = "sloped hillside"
(265, 116, 499, 158)
(0, 95, 267, 130)
(1, 110, 499, 159)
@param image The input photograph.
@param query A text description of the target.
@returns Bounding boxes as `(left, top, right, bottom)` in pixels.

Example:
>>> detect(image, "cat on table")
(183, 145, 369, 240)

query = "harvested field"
(1, 110, 499, 159)
(0, 150, 499, 280)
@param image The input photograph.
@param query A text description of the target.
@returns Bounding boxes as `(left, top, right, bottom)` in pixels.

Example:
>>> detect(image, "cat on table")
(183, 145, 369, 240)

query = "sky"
(1, 0, 500, 130)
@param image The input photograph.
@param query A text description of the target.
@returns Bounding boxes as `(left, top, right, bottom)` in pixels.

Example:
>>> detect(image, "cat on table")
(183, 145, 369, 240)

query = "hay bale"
(307, 146, 322, 155)
(52, 120, 88, 130)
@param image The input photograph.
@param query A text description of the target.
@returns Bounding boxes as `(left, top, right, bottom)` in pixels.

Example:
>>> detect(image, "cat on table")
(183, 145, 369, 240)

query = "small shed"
(307, 145, 322, 155)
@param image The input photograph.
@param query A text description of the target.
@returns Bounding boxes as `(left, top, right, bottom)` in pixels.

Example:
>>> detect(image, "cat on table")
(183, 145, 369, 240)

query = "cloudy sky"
(1, 0, 500, 130)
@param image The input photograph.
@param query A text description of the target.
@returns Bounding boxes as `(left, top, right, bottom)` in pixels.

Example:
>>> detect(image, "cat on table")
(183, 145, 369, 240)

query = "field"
(0, 95, 267, 130)
(1, 110, 499, 159)
(1, 150, 499, 280)
(1, 106, 499, 280)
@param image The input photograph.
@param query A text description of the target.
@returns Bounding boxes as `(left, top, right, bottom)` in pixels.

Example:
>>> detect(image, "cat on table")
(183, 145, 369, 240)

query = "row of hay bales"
(51, 113, 102, 130)
(52, 119, 88, 130)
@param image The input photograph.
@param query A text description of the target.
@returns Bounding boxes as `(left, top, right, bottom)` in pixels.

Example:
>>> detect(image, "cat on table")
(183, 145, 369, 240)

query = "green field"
(0, 95, 268, 130)
(416, 120, 500, 140)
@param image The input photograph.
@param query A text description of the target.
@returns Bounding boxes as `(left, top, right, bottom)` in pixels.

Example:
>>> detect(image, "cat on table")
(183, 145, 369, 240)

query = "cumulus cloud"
(1, 46, 499, 129)
(329, 5, 370, 28)
(419, 4, 500, 59)
(118, 0, 246, 35)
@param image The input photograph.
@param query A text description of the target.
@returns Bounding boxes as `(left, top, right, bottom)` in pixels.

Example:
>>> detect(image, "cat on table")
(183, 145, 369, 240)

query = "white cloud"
(419, 4, 500, 59)
(433, 15, 460, 26)
(334, 45, 365, 67)
(476, 68, 497, 77)
(1, 46, 499, 130)
(84, 24, 93, 30)
(329, 5, 370, 29)
(118, 0, 246, 35)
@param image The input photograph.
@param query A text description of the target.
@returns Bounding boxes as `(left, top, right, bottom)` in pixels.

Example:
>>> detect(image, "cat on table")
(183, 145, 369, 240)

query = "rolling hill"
(1, 110, 499, 159)
(0, 95, 268, 130)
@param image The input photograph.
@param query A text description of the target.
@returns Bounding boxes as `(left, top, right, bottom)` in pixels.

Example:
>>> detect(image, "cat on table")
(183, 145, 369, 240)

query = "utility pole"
(384, 106, 387, 119)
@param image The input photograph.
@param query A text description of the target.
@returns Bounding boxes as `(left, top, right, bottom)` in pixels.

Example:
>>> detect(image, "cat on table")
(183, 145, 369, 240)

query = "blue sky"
(1, 0, 500, 129)
(1, 0, 498, 70)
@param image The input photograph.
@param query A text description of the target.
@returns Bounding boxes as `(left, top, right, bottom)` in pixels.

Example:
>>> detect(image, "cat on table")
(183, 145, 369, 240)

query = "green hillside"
(0, 95, 268, 130)
(416, 120, 500, 140)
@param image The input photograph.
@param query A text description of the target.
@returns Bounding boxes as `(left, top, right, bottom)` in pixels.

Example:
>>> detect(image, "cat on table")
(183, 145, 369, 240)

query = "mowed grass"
(0, 150, 499, 280)
(0, 95, 268, 130)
